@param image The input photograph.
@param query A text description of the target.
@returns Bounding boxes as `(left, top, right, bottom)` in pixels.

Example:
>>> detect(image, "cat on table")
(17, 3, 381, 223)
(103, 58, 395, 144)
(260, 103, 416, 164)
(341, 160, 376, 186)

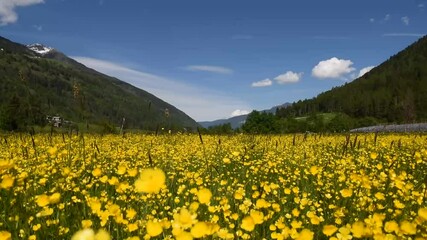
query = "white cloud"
(72, 57, 249, 121)
(384, 14, 391, 21)
(33, 24, 42, 31)
(230, 109, 251, 117)
(312, 57, 355, 79)
(401, 16, 410, 25)
(274, 71, 303, 84)
(184, 65, 233, 74)
(358, 66, 375, 78)
(251, 78, 272, 87)
(0, 0, 44, 26)
(369, 18, 375, 23)
(419, 3, 425, 9)
(382, 33, 425, 37)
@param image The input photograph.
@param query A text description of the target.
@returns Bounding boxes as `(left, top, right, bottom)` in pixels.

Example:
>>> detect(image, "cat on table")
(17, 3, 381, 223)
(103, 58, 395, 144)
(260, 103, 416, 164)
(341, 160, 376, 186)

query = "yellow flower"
(191, 222, 209, 238)
(127, 168, 138, 177)
(250, 210, 264, 224)
(71, 228, 95, 240)
(351, 221, 365, 238)
(374, 192, 385, 200)
(255, 199, 269, 209)
(19, 171, 28, 179)
(309, 215, 321, 225)
(373, 213, 385, 223)
(175, 231, 193, 240)
(100, 175, 108, 183)
(384, 221, 399, 233)
(146, 221, 163, 237)
(189, 202, 199, 212)
(337, 226, 352, 239)
(394, 199, 405, 209)
(322, 225, 338, 236)
(47, 147, 57, 156)
(117, 181, 130, 193)
(134, 168, 166, 193)
(217, 228, 233, 239)
(126, 208, 137, 220)
(36, 207, 54, 217)
(127, 223, 138, 232)
(296, 229, 314, 240)
(0, 175, 14, 189)
(205, 222, 219, 235)
(94, 229, 111, 240)
(418, 208, 427, 221)
(291, 220, 302, 229)
(38, 178, 47, 185)
(0, 160, 14, 171)
(241, 216, 255, 232)
(126, 237, 140, 240)
(36, 194, 50, 207)
(400, 221, 417, 235)
(160, 219, 171, 229)
(309, 166, 319, 175)
(108, 177, 119, 186)
(49, 193, 61, 204)
(88, 198, 102, 214)
(92, 168, 102, 178)
(0, 231, 12, 240)
(340, 188, 352, 198)
(62, 167, 71, 176)
(234, 188, 244, 200)
(174, 208, 195, 229)
(106, 204, 121, 218)
(117, 164, 127, 175)
(197, 188, 212, 204)
(292, 208, 300, 217)
(32, 224, 41, 231)
(82, 220, 93, 229)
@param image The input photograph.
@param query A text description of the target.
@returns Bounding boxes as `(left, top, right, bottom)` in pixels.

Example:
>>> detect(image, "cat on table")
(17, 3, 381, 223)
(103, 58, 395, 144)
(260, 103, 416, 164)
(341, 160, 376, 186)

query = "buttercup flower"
(135, 168, 166, 193)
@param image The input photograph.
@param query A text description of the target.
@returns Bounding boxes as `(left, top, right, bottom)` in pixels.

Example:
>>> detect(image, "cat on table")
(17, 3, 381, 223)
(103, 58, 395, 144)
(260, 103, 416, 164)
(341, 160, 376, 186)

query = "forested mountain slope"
(277, 35, 427, 123)
(0, 36, 198, 131)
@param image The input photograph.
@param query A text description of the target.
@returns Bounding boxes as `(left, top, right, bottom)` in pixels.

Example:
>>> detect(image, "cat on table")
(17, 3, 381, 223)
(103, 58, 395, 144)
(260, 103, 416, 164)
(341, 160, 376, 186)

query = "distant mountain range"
(198, 103, 291, 129)
(0, 36, 198, 131)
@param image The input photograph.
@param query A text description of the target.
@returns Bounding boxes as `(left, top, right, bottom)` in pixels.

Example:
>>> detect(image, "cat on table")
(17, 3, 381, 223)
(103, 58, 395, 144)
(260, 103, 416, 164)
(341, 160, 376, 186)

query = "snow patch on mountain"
(27, 43, 53, 55)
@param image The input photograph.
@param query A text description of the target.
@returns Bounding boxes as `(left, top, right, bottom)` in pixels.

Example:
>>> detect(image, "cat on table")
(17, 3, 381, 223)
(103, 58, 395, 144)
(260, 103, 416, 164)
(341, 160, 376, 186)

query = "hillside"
(0, 36, 198, 131)
(277, 35, 427, 123)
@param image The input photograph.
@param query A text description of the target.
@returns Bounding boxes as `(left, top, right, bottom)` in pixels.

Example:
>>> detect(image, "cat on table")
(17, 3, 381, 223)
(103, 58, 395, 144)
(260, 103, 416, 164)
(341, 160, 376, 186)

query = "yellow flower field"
(0, 133, 426, 239)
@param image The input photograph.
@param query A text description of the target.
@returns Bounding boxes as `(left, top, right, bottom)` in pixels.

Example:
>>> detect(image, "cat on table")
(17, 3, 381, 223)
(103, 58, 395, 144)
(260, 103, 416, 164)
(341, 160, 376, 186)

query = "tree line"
(200, 110, 380, 134)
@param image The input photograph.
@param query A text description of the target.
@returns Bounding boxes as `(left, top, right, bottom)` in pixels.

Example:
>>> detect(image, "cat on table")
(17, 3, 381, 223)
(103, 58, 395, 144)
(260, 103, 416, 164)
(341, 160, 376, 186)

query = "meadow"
(0, 132, 426, 239)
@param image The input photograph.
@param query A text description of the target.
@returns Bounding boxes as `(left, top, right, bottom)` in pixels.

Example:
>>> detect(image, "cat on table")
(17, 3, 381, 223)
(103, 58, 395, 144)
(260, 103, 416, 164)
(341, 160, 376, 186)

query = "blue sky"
(1, 0, 426, 121)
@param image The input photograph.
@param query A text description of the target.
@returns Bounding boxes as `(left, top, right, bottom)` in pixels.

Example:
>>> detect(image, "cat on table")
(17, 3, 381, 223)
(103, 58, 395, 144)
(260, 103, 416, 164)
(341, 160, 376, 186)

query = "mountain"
(199, 103, 291, 129)
(264, 103, 292, 114)
(198, 115, 247, 129)
(277, 35, 427, 123)
(0, 36, 198, 131)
